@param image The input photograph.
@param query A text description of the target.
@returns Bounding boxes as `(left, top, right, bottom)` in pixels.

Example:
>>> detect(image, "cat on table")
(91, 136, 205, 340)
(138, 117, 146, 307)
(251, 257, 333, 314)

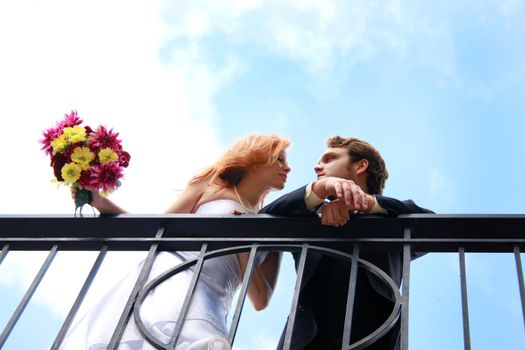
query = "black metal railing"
(0, 214, 524, 349)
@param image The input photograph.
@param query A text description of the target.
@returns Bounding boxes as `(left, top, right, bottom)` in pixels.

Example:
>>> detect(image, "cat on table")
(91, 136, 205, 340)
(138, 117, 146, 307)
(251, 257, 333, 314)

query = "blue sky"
(0, 0, 524, 349)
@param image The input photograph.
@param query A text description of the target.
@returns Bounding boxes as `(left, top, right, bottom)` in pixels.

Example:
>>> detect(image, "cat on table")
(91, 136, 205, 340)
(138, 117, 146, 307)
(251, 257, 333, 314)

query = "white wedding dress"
(59, 200, 258, 350)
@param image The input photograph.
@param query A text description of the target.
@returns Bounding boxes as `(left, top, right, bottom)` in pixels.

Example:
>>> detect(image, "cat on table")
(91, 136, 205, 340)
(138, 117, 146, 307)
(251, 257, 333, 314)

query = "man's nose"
(314, 164, 322, 174)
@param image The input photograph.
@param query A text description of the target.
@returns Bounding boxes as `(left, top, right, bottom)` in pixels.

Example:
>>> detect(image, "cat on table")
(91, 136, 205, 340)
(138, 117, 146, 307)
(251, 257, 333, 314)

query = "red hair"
(191, 134, 290, 187)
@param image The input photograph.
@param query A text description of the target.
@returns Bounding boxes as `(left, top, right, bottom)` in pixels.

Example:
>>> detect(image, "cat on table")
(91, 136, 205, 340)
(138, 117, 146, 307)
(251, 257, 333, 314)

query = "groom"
(261, 136, 433, 350)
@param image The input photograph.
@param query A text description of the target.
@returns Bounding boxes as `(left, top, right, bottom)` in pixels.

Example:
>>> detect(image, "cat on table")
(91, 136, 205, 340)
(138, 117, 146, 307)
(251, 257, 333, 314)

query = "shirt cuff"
(369, 195, 388, 214)
(304, 182, 324, 212)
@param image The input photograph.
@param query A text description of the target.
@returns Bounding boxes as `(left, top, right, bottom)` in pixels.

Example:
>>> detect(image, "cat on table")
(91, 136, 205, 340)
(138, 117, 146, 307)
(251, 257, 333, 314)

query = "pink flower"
(60, 110, 83, 128)
(40, 126, 62, 155)
(89, 162, 123, 192)
(88, 125, 121, 151)
(40, 111, 83, 155)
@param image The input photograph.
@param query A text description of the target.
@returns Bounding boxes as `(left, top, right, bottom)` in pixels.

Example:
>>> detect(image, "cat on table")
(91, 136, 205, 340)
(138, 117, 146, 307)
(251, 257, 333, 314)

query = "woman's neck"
(234, 178, 267, 212)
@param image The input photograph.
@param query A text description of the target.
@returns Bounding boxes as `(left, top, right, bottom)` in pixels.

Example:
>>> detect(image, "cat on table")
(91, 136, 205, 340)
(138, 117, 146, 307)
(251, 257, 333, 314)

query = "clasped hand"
(313, 177, 371, 227)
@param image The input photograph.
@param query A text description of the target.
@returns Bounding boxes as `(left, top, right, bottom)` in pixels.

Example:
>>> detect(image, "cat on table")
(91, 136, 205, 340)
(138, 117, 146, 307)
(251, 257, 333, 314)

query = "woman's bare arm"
(238, 251, 282, 311)
(164, 181, 207, 214)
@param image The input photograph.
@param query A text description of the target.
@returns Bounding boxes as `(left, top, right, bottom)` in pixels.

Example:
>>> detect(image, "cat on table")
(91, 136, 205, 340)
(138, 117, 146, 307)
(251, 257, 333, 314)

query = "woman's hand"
(71, 187, 126, 214)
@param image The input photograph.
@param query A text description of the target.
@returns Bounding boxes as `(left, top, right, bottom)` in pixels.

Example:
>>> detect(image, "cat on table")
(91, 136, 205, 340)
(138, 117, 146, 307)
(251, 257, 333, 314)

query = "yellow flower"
(63, 126, 87, 144)
(98, 147, 119, 164)
(51, 134, 68, 154)
(71, 146, 95, 170)
(61, 163, 82, 184)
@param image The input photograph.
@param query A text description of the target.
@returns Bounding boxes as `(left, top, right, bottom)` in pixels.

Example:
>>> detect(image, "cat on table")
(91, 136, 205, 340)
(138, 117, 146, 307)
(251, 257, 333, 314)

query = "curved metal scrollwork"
(132, 244, 401, 350)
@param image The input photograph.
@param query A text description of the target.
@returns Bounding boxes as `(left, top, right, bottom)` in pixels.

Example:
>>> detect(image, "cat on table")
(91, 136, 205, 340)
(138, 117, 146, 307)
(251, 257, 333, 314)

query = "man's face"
(314, 147, 355, 181)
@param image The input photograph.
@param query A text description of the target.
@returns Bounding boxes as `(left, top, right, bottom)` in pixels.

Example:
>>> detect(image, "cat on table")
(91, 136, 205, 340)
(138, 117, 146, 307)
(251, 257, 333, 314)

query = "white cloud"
(0, 0, 228, 214)
(0, 252, 50, 289)
(498, 0, 525, 18)
(156, 0, 463, 101)
(0, 0, 230, 322)
(0, 250, 148, 318)
(161, 0, 375, 74)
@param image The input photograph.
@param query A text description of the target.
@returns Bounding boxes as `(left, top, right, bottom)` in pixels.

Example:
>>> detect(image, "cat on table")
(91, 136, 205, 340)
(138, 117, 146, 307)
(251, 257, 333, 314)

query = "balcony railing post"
(400, 226, 412, 350)
(0, 244, 9, 266)
(50, 246, 108, 350)
(513, 245, 525, 327)
(283, 244, 309, 350)
(228, 244, 259, 345)
(107, 227, 165, 350)
(166, 243, 209, 349)
(0, 245, 58, 349)
(459, 247, 472, 350)
(342, 243, 360, 350)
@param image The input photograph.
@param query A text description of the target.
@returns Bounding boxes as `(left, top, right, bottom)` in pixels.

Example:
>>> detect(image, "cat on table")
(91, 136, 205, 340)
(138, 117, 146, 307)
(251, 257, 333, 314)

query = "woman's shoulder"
(195, 199, 244, 214)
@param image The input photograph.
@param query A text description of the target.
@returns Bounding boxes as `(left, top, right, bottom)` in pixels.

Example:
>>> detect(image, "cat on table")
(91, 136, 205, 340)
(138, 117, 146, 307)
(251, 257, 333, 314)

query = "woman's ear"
(355, 159, 369, 175)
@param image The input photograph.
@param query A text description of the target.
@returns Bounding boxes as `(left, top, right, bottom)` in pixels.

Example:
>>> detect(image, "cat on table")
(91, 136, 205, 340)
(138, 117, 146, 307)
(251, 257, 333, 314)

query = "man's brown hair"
(326, 136, 388, 195)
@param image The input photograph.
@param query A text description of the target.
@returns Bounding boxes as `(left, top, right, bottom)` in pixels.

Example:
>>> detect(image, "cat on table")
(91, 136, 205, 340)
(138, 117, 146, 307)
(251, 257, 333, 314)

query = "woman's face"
(256, 150, 291, 190)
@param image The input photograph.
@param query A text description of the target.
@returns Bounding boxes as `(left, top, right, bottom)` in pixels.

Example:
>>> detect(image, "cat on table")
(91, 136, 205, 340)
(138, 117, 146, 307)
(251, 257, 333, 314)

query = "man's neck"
(353, 176, 369, 194)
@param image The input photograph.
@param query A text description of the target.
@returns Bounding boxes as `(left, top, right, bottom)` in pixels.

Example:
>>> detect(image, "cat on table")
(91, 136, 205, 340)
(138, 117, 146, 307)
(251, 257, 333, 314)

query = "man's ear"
(355, 159, 369, 175)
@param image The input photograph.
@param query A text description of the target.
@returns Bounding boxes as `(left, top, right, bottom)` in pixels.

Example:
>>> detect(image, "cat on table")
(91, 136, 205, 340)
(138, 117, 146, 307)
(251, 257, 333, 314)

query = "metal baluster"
(513, 246, 525, 327)
(400, 226, 412, 350)
(227, 245, 258, 345)
(107, 227, 165, 350)
(50, 246, 108, 350)
(458, 247, 471, 350)
(283, 244, 309, 350)
(166, 243, 208, 350)
(0, 245, 58, 348)
(342, 244, 360, 350)
(0, 245, 9, 266)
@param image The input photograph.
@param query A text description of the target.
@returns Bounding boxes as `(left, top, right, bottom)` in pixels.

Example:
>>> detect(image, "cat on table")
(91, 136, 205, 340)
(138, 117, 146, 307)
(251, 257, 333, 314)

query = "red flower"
(51, 154, 67, 181)
(89, 162, 123, 193)
(78, 170, 92, 189)
(88, 125, 121, 151)
(118, 150, 131, 168)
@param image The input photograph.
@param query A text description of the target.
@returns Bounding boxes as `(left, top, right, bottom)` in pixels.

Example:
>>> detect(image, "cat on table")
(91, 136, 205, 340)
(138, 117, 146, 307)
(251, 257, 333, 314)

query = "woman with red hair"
(62, 134, 291, 350)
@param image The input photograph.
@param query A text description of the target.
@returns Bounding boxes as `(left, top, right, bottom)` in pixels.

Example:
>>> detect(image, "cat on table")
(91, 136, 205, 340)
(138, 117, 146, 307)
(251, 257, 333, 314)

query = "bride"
(60, 134, 291, 350)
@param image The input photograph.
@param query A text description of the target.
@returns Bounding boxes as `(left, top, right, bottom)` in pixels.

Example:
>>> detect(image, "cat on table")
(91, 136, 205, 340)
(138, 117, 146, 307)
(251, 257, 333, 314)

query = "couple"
(61, 134, 431, 350)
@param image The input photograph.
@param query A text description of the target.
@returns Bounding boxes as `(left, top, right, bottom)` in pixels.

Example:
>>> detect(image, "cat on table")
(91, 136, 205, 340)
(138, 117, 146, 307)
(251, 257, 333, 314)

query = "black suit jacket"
(261, 186, 433, 350)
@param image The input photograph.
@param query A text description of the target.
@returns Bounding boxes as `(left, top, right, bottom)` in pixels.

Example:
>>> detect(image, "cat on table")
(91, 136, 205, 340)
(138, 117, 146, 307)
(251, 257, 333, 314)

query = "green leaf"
(75, 188, 93, 211)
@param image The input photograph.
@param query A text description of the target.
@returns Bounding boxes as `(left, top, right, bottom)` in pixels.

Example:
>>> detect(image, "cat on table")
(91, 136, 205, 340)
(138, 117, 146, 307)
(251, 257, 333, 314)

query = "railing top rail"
(1, 214, 524, 252)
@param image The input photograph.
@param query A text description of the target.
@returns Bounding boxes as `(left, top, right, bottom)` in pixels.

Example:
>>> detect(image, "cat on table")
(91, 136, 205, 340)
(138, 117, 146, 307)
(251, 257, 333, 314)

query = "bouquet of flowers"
(40, 110, 130, 212)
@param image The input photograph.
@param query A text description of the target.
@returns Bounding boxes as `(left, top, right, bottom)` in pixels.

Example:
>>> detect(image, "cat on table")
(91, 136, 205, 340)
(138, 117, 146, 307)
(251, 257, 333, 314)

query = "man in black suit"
(261, 136, 433, 350)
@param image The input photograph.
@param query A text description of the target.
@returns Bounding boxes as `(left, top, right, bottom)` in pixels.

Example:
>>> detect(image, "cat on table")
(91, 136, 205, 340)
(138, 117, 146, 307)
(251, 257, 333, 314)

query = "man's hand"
(312, 177, 369, 212)
(321, 200, 350, 227)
